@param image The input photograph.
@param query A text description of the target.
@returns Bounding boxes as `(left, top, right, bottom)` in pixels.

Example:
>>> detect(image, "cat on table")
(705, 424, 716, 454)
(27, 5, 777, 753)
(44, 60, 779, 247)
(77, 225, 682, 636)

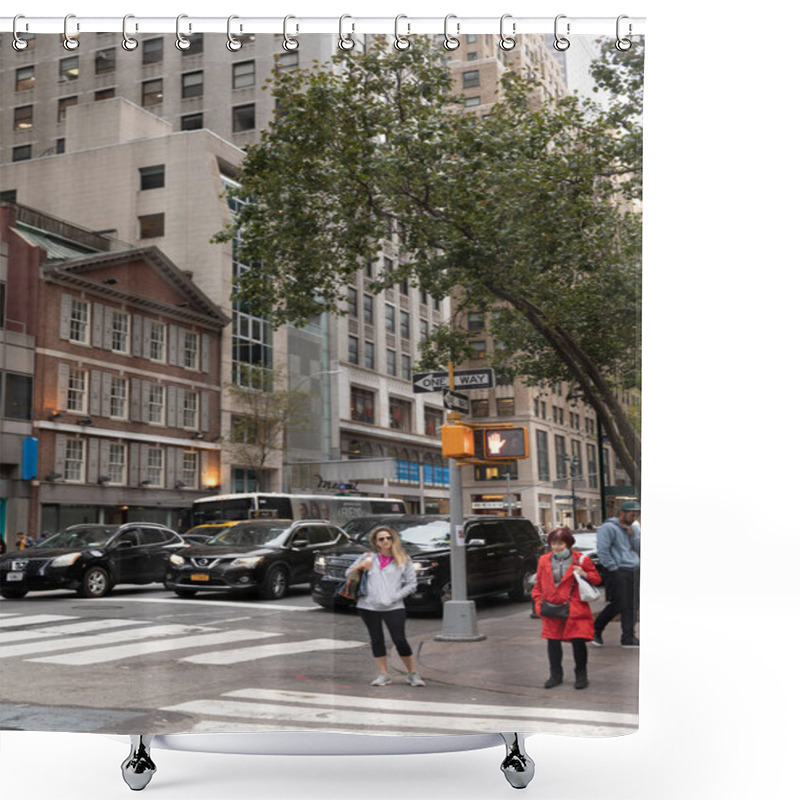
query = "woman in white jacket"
(346, 526, 424, 687)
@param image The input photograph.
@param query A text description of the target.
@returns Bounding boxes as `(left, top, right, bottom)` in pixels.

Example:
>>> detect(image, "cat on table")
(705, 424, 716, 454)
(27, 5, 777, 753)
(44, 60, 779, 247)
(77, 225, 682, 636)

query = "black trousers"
(357, 607, 413, 659)
(594, 567, 640, 642)
(547, 639, 588, 677)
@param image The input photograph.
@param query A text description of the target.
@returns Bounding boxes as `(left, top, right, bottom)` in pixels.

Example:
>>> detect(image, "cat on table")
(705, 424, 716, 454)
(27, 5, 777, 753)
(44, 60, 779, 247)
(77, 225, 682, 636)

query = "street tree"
(214, 37, 643, 490)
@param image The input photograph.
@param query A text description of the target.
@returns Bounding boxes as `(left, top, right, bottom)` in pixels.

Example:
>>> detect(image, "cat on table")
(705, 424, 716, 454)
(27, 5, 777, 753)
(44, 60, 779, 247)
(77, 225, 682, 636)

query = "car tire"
(174, 589, 197, 598)
(78, 566, 112, 598)
(258, 565, 289, 600)
(437, 579, 453, 610)
(509, 563, 536, 601)
(1, 588, 28, 599)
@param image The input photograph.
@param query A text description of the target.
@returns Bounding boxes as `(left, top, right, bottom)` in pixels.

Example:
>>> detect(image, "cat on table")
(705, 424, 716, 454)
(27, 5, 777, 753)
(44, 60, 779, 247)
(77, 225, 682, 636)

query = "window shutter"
(57, 363, 70, 412)
(200, 392, 209, 432)
(141, 381, 151, 422)
(99, 439, 110, 477)
(167, 385, 177, 428)
(168, 325, 180, 365)
(200, 449, 210, 486)
(142, 317, 152, 358)
(90, 370, 102, 416)
(131, 315, 143, 357)
(176, 387, 186, 427)
(166, 447, 177, 488)
(103, 306, 113, 349)
(130, 377, 141, 422)
(201, 333, 210, 373)
(101, 372, 112, 417)
(54, 434, 67, 475)
(129, 442, 140, 484)
(87, 438, 99, 483)
(92, 303, 104, 347)
(60, 294, 71, 340)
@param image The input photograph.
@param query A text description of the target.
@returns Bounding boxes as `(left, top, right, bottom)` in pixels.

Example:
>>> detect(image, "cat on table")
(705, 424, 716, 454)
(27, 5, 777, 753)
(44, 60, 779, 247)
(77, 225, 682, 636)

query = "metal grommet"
(121, 14, 138, 51)
(443, 14, 460, 51)
(553, 14, 570, 51)
(338, 14, 355, 51)
(283, 15, 299, 52)
(499, 14, 516, 51)
(226, 15, 242, 52)
(615, 15, 633, 51)
(175, 14, 191, 51)
(63, 13, 80, 51)
(12, 15, 29, 51)
(394, 14, 411, 51)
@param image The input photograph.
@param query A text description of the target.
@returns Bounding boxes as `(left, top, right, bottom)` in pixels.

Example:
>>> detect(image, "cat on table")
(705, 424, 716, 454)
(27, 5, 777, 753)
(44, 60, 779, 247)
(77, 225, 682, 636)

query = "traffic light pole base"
(434, 600, 487, 642)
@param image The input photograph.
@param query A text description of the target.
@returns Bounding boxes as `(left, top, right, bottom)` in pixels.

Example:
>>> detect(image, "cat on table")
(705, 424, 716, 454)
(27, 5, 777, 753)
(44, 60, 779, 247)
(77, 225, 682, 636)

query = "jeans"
(357, 607, 413, 659)
(594, 566, 640, 642)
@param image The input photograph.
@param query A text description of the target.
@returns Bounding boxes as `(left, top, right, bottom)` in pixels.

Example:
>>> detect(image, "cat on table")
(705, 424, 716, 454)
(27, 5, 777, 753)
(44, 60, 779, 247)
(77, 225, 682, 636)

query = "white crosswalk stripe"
(0, 614, 76, 628)
(182, 637, 364, 665)
(1, 618, 147, 643)
(161, 688, 638, 737)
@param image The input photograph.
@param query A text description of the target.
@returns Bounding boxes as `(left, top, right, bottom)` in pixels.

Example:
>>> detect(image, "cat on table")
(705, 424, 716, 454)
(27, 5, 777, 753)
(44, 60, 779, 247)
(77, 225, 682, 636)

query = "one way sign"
(413, 368, 495, 393)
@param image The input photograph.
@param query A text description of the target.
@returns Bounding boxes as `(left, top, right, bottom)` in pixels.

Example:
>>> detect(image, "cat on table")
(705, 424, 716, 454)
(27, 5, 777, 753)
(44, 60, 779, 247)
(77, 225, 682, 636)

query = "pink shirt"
(378, 554, 394, 570)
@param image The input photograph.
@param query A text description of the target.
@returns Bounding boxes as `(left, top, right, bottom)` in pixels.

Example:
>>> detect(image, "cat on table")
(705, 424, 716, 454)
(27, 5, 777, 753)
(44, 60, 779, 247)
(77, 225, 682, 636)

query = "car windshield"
(186, 525, 229, 538)
(352, 520, 451, 548)
(572, 533, 597, 550)
(40, 527, 118, 548)
(208, 524, 291, 547)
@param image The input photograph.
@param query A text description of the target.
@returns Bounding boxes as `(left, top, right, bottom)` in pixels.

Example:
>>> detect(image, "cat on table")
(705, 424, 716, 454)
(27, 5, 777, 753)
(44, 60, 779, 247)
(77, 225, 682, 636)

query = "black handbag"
(538, 576, 575, 618)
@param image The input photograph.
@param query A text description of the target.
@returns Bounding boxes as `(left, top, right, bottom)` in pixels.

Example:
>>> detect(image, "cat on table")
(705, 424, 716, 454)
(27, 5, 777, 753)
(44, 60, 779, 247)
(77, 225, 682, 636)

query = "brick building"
(1, 202, 228, 539)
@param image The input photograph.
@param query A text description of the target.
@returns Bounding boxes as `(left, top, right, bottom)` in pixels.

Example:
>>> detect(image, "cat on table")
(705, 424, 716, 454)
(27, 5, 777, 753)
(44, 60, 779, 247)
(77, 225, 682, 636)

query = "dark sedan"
(164, 519, 348, 600)
(311, 514, 546, 613)
(0, 523, 185, 599)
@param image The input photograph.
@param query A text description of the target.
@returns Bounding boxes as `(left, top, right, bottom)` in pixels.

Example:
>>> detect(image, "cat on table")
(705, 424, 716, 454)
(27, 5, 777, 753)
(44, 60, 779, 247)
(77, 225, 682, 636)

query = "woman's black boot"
(544, 671, 563, 689)
(574, 668, 589, 690)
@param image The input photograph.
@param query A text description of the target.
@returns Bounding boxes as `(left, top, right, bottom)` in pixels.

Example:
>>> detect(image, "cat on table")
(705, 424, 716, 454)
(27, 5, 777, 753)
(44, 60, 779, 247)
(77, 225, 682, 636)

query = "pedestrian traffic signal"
(474, 427, 529, 460)
(441, 424, 475, 459)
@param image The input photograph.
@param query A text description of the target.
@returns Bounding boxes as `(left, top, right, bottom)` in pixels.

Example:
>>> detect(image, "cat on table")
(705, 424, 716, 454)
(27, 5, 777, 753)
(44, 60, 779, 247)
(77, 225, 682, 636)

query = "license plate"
(6, 573, 24, 582)
(190, 573, 210, 582)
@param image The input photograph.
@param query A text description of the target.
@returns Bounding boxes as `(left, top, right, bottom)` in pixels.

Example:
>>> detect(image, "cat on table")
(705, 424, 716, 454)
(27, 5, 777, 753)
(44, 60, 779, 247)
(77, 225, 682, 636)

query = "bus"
(182, 492, 408, 532)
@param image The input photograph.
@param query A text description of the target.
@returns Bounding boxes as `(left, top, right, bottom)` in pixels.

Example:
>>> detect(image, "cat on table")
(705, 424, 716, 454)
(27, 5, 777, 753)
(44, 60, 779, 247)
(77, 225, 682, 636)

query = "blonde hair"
(368, 526, 409, 566)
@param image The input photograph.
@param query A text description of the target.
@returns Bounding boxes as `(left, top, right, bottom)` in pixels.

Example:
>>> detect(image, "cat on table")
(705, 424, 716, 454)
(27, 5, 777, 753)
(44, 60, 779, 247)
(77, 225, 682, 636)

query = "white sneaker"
(370, 673, 392, 686)
(406, 672, 426, 687)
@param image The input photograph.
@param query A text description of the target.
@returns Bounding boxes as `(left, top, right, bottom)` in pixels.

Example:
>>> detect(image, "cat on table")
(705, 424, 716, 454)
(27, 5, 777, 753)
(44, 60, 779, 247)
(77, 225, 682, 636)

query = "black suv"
(0, 523, 185, 599)
(311, 515, 546, 613)
(164, 519, 348, 600)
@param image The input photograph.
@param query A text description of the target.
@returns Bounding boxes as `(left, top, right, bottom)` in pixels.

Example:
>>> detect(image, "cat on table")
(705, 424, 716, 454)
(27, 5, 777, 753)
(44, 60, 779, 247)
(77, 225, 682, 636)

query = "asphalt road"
(0, 585, 638, 737)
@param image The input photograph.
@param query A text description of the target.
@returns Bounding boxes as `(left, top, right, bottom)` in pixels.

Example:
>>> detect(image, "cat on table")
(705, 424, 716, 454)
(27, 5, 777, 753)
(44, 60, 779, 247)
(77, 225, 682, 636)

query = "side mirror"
(115, 540, 134, 549)
(292, 539, 309, 549)
(467, 538, 486, 547)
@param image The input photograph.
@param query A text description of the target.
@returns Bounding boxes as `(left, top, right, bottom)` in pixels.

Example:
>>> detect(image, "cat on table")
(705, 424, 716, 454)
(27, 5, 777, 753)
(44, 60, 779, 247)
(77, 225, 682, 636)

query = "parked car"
(311, 514, 546, 613)
(570, 530, 607, 584)
(164, 519, 349, 600)
(180, 521, 238, 545)
(0, 523, 185, 599)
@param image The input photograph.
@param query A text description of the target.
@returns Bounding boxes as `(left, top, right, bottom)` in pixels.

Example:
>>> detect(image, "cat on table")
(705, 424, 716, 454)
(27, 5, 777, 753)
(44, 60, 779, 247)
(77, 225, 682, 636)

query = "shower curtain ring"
(553, 14, 570, 51)
(12, 15, 29, 51)
(443, 14, 460, 51)
(63, 13, 80, 50)
(283, 15, 299, 51)
(121, 14, 138, 50)
(176, 14, 191, 51)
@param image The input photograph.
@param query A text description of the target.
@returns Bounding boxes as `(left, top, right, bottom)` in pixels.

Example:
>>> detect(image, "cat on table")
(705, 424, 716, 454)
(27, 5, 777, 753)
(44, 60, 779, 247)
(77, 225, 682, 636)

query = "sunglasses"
(376, 536, 393, 542)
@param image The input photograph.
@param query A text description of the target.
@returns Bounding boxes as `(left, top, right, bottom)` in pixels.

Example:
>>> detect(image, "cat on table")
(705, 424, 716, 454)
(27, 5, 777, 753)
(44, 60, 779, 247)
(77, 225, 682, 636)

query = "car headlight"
(169, 554, 186, 566)
(230, 556, 264, 568)
(414, 560, 437, 575)
(50, 552, 82, 568)
(314, 555, 327, 573)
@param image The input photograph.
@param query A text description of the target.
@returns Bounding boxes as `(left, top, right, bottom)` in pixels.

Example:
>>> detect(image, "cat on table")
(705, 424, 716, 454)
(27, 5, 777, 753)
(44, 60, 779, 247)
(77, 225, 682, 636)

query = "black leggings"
(547, 638, 588, 675)
(357, 608, 413, 659)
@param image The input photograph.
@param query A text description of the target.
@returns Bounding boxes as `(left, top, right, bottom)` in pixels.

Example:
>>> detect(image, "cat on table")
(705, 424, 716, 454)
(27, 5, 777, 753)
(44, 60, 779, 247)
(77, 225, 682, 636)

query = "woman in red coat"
(532, 527, 602, 690)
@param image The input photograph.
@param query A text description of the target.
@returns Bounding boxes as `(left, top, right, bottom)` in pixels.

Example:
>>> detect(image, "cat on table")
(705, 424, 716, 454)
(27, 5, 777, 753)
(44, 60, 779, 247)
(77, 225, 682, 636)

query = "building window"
(363, 294, 374, 325)
(182, 391, 198, 429)
(347, 287, 358, 317)
(56, 138, 65, 153)
(471, 398, 489, 418)
(464, 96, 481, 108)
(181, 113, 203, 130)
(67, 367, 87, 413)
(183, 331, 199, 370)
(0, 283, 5, 328)
(348, 335, 359, 365)
(463, 70, 480, 88)
(139, 213, 165, 238)
(149, 321, 166, 361)
(232, 104, 256, 132)
(587, 443, 598, 489)
(181, 71, 203, 99)
(64, 439, 85, 482)
(111, 311, 129, 353)
(231, 415, 258, 444)
(59, 56, 79, 81)
(277, 51, 299, 70)
(497, 397, 515, 416)
(474, 462, 518, 481)
(385, 304, 396, 333)
(233, 60, 256, 88)
(142, 38, 163, 63)
(109, 377, 128, 419)
(467, 311, 484, 331)
(15, 66, 35, 91)
(13, 105, 33, 131)
(181, 451, 199, 488)
(69, 298, 90, 343)
(364, 340, 375, 370)
(145, 447, 164, 486)
(57, 96, 78, 123)
(146, 384, 165, 424)
(3, 373, 33, 420)
(139, 165, 165, 190)
(386, 348, 397, 376)
(467, 51, 478, 61)
(399, 310, 410, 339)
(108, 443, 126, 485)
(554, 435, 567, 479)
(12, 145, 32, 162)
(470, 340, 488, 358)
(95, 48, 116, 74)
(395, 460, 420, 484)
(389, 398, 412, 432)
(536, 430, 550, 482)
(181, 33, 204, 54)
(141, 79, 163, 107)
(424, 407, 442, 437)
(401, 354, 412, 381)
(351, 387, 375, 424)
(95, 88, 115, 101)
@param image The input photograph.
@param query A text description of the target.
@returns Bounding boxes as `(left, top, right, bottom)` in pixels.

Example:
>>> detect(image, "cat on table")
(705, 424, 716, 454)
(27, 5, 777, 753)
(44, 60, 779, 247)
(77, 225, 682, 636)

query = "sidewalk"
(410, 606, 639, 716)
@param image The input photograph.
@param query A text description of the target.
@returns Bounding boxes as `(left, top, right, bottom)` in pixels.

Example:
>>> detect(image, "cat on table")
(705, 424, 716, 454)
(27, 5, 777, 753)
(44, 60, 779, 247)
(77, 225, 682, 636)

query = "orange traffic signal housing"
(441, 424, 475, 459)
(474, 427, 529, 460)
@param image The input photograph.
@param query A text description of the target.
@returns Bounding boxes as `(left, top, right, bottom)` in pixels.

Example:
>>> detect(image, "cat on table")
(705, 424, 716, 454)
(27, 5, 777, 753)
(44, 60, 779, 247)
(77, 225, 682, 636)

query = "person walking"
(346, 525, 425, 687)
(532, 527, 602, 690)
(593, 500, 641, 648)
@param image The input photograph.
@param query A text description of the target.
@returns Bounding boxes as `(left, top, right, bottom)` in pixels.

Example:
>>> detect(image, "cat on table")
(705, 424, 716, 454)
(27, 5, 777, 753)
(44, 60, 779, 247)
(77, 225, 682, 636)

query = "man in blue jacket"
(592, 500, 641, 647)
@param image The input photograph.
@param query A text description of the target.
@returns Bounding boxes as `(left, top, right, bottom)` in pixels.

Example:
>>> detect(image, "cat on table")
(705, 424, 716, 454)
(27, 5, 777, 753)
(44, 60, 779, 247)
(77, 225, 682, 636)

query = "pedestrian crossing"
(0, 611, 363, 667)
(161, 687, 639, 737)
